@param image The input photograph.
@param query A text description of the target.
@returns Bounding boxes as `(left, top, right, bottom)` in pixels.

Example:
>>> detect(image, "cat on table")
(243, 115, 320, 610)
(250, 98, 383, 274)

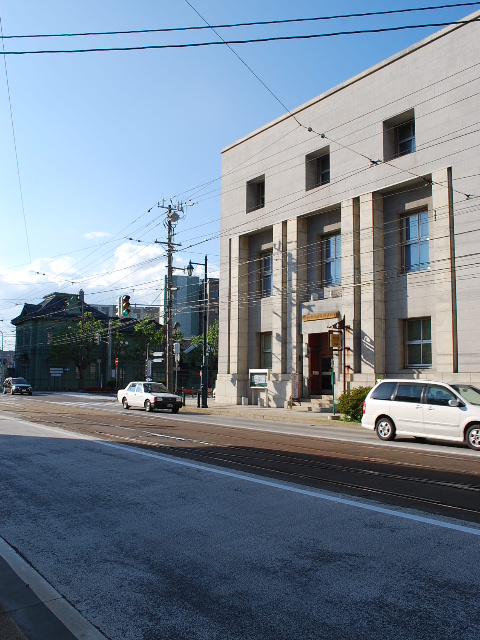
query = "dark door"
(309, 333, 333, 396)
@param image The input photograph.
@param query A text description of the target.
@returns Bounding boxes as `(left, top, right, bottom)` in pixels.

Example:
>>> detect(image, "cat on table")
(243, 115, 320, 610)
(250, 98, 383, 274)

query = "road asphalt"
(0, 395, 349, 640)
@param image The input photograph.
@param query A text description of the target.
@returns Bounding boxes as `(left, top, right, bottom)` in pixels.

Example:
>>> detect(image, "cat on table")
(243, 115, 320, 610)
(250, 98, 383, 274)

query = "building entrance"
(309, 333, 333, 395)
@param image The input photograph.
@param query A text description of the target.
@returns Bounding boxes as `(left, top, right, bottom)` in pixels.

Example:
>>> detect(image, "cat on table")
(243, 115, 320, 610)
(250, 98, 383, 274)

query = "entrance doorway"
(309, 333, 333, 395)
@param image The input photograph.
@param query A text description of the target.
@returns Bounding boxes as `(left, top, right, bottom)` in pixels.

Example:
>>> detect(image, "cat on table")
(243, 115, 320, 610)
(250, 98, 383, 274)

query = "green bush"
(337, 386, 371, 422)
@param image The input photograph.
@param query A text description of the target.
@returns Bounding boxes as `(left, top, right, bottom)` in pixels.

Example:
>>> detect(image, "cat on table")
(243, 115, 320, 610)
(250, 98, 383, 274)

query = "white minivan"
(362, 379, 480, 451)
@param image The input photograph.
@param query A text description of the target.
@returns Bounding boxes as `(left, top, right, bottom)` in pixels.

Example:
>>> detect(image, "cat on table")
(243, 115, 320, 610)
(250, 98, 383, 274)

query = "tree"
(133, 317, 164, 363)
(190, 320, 219, 382)
(51, 312, 105, 390)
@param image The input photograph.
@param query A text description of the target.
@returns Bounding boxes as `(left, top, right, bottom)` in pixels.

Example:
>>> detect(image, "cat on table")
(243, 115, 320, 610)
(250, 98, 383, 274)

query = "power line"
(0, 11, 31, 263)
(2, 18, 480, 55)
(2, 3, 479, 40)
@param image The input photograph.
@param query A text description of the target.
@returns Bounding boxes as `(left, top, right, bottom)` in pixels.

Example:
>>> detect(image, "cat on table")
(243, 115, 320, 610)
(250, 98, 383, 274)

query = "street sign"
(146, 359, 152, 377)
(115, 358, 119, 366)
(153, 358, 163, 363)
(152, 352, 164, 357)
(50, 367, 63, 377)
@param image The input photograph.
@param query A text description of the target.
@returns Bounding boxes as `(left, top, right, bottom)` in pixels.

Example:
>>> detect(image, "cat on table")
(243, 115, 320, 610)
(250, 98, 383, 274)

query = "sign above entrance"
(302, 311, 339, 322)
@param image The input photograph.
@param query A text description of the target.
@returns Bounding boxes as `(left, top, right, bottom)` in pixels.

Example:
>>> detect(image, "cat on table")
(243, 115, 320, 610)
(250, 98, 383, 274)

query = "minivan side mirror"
(449, 399, 464, 408)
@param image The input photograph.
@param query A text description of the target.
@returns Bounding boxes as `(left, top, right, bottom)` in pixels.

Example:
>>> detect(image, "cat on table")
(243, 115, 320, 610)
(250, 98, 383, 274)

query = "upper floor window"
(246, 176, 265, 213)
(402, 210, 429, 273)
(261, 251, 273, 298)
(395, 120, 415, 157)
(405, 317, 432, 368)
(322, 234, 341, 287)
(306, 147, 330, 190)
(47, 330, 53, 345)
(261, 332, 272, 369)
(383, 109, 416, 161)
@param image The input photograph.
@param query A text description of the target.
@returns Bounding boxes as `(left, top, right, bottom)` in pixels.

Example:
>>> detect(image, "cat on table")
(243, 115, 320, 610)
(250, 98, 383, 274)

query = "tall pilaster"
(359, 193, 385, 379)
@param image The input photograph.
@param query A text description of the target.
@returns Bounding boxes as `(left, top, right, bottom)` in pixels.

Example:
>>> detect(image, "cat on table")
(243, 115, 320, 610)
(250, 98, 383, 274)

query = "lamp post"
(187, 256, 208, 409)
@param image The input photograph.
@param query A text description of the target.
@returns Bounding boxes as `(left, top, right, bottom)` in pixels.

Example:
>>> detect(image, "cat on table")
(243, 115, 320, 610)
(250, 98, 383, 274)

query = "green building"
(11, 292, 165, 392)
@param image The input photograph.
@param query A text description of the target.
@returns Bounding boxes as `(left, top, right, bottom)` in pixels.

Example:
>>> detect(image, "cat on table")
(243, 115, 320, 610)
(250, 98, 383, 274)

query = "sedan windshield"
(451, 384, 480, 405)
(143, 383, 168, 394)
(12, 378, 28, 385)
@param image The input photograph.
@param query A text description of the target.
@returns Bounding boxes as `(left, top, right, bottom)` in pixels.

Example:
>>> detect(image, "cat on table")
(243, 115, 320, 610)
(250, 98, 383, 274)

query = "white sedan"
(117, 381, 182, 413)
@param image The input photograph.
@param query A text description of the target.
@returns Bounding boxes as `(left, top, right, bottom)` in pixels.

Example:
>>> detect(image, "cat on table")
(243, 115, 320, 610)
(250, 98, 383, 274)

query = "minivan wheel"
(376, 417, 396, 441)
(145, 400, 152, 412)
(466, 424, 480, 451)
(122, 398, 129, 410)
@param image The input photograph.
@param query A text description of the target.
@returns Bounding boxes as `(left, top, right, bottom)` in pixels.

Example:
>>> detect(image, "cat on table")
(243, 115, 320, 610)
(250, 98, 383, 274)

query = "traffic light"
(122, 295, 131, 317)
(116, 296, 122, 318)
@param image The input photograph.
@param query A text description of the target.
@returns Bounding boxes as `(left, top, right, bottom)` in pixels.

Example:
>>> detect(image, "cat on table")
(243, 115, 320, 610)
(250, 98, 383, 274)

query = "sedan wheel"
(145, 400, 152, 412)
(122, 398, 129, 410)
(376, 417, 396, 441)
(466, 424, 480, 451)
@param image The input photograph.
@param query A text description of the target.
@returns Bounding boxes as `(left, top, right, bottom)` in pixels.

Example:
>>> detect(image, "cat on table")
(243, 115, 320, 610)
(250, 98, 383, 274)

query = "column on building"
(216, 234, 250, 403)
(340, 199, 357, 391)
(286, 217, 307, 397)
(431, 168, 457, 373)
(359, 193, 385, 383)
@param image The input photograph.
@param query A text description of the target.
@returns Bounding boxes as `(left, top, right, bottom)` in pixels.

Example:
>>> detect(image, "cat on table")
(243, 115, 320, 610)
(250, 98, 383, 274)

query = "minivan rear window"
(371, 381, 397, 400)
(395, 383, 425, 403)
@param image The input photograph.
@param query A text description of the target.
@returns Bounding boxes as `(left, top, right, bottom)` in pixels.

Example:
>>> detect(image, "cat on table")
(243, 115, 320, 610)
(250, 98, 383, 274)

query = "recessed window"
(383, 109, 416, 161)
(261, 332, 272, 369)
(395, 120, 415, 157)
(260, 251, 273, 298)
(246, 176, 265, 213)
(405, 318, 432, 367)
(306, 147, 330, 190)
(321, 234, 341, 286)
(401, 210, 429, 273)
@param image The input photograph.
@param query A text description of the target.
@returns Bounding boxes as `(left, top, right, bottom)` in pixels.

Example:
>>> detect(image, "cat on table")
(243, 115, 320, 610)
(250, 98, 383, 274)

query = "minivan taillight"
(362, 402, 366, 415)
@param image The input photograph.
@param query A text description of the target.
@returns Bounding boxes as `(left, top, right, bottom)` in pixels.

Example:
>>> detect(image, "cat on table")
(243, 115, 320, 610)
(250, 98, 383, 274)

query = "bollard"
(182, 391, 186, 406)
(197, 392, 201, 408)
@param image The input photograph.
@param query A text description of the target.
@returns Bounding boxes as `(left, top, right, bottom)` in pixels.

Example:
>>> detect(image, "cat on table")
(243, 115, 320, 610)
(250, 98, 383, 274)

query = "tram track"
(2, 399, 480, 523)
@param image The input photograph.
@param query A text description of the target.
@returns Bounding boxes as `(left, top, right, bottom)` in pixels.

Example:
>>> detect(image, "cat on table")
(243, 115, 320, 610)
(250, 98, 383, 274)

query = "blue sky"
(0, 1, 478, 348)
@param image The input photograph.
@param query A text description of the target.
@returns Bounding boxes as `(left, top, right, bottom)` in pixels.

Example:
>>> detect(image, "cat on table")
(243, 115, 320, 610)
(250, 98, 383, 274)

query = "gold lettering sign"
(302, 312, 339, 322)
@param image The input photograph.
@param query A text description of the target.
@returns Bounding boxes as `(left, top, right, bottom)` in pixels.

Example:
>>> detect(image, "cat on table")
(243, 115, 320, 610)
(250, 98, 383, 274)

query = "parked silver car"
(362, 379, 480, 450)
(2, 377, 33, 395)
(117, 381, 182, 413)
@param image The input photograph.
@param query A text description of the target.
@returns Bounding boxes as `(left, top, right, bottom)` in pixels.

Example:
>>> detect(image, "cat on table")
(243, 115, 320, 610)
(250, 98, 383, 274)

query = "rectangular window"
(47, 331, 53, 345)
(246, 176, 265, 213)
(261, 332, 272, 369)
(383, 109, 415, 161)
(306, 147, 330, 190)
(90, 363, 96, 379)
(406, 318, 432, 367)
(395, 120, 415, 157)
(261, 251, 273, 298)
(322, 234, 341, 286)
(402, 211, 429, 272)
(316, 154, 330, 186)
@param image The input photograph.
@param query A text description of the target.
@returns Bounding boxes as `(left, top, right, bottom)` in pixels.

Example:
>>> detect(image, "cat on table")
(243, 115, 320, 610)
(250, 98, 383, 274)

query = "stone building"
(216, 12, 480, 407)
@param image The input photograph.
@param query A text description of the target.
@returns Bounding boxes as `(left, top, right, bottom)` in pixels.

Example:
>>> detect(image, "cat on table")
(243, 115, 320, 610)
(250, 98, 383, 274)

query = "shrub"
(337, 386, 371, 422)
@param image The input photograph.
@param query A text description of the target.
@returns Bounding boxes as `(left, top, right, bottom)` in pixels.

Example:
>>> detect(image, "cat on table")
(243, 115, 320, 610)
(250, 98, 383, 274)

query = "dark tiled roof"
(12, 293, 109, 325)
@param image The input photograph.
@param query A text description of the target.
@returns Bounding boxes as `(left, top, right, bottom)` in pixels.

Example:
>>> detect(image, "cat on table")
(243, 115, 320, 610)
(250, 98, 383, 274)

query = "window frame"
(260, 332, 272, 369)
(321, 233, 341, 287)
(305, 146, 330, 191)
(401, 210, 430, 273)
(395, 119, 416, 158)
(246, 176, 266, 213)
(260, 250, 273, 298)
(405, 317, 432, 368)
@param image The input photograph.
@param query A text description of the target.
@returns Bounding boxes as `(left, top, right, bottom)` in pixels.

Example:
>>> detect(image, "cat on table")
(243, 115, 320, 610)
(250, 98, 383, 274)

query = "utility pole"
(158, 202, 183, 391)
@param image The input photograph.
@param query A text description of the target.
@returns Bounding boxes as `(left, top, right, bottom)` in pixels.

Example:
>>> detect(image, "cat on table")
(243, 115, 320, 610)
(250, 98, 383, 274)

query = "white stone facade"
(216, 13, 480, 407)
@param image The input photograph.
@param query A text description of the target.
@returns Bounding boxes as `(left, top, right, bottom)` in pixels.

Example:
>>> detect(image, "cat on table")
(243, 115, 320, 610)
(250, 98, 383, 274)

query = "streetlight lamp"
(187, 256, 208, 409)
